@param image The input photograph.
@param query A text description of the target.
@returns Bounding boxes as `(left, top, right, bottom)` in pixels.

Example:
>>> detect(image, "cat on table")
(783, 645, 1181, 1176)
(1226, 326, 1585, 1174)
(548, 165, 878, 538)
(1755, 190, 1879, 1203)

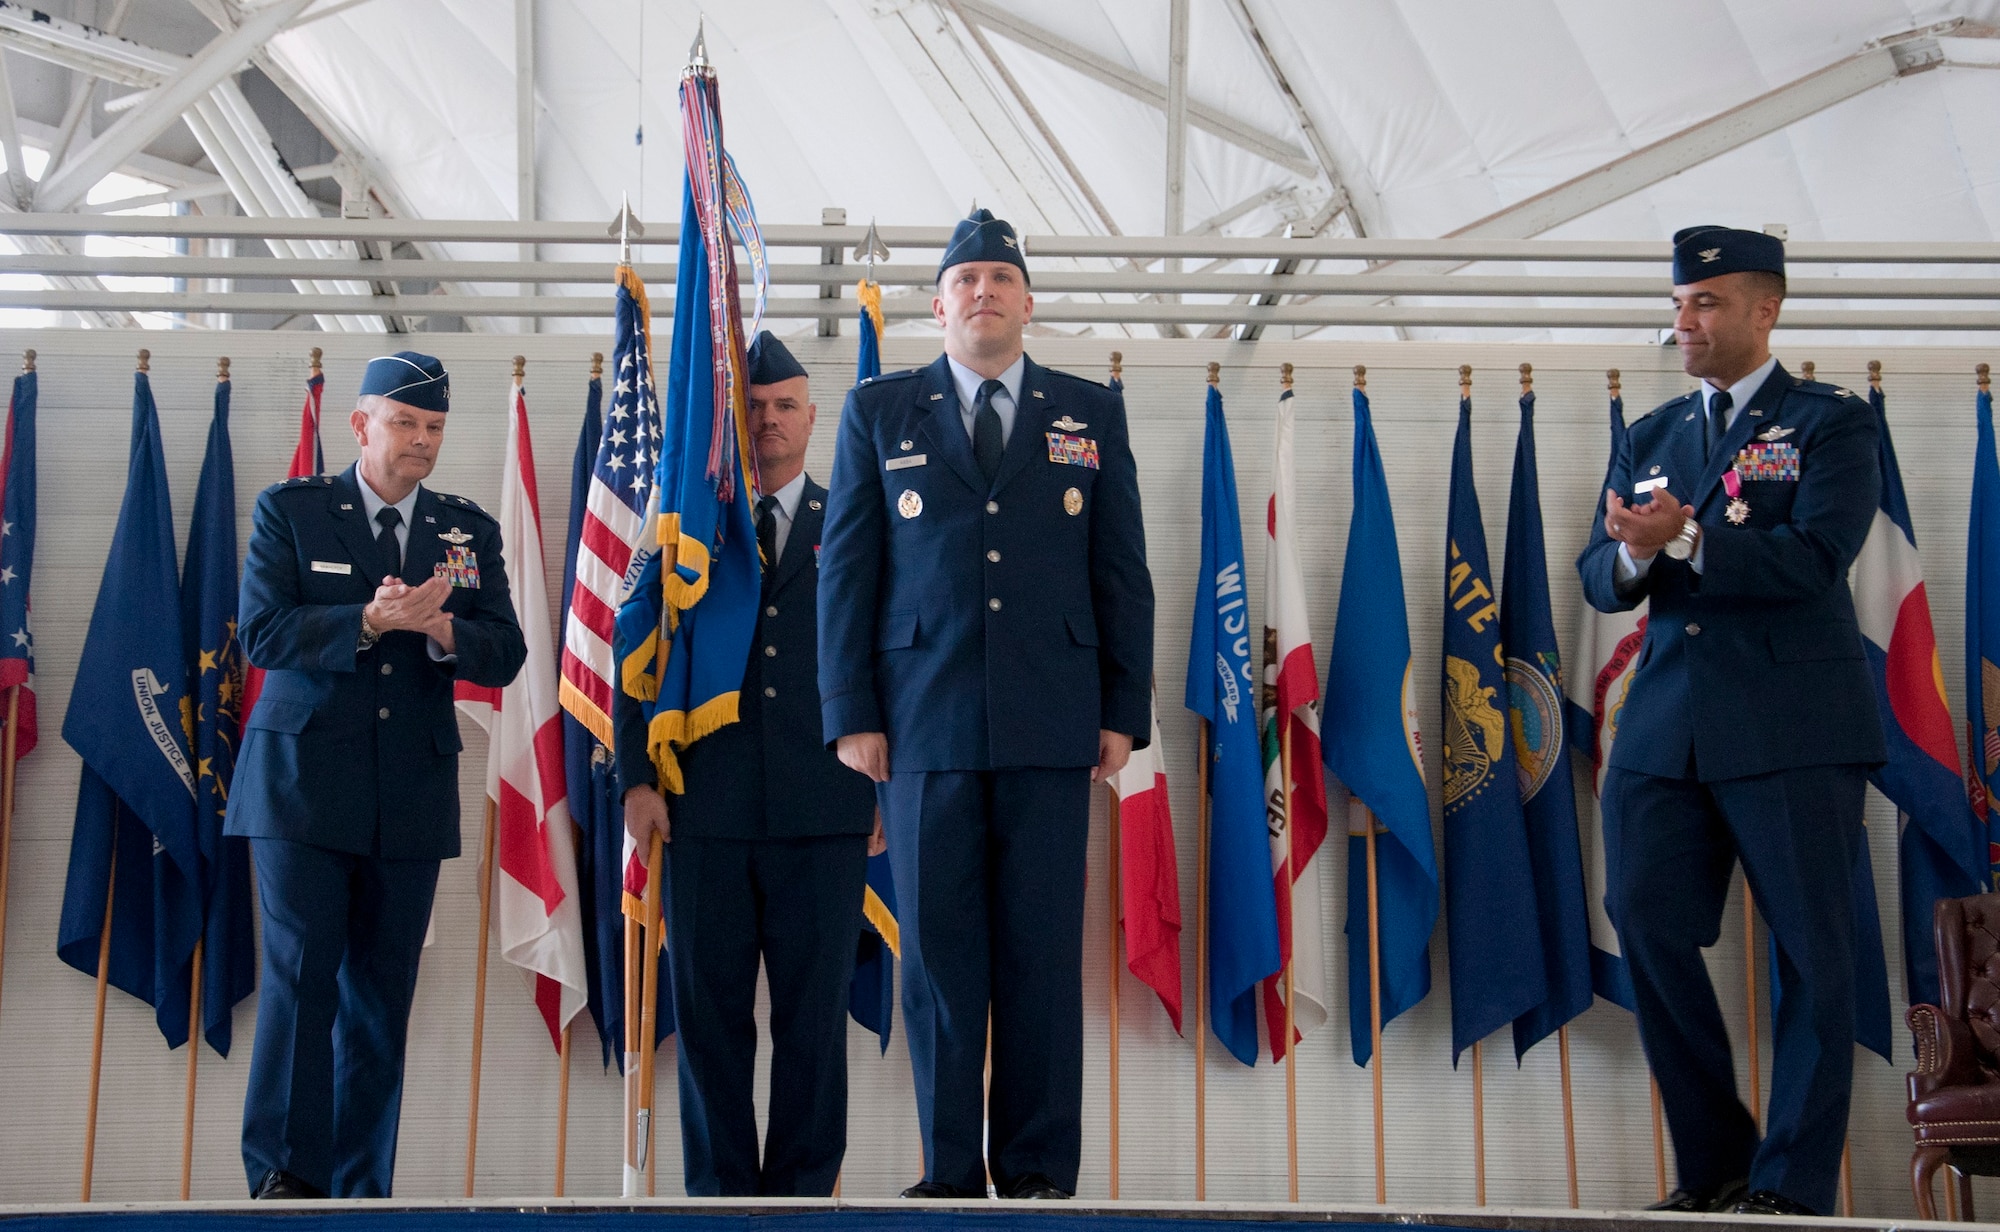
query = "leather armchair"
(1908, 891, 2000, 1219)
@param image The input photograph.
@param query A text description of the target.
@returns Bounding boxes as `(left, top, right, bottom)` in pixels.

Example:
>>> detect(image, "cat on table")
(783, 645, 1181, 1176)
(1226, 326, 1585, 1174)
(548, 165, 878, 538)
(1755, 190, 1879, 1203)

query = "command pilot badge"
(898, 488, 923, 519)
(435, 545, 481, 588)
(1063, 487, 1083, 516)
(438, 526, 474, 545)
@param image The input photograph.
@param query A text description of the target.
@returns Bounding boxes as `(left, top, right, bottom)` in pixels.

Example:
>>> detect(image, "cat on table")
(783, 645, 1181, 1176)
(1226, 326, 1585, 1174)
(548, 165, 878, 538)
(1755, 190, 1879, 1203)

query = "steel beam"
(0, 286, 1994, 331)
(866, 0, 1092, 237)
(953, 0, 1312, 177)
(35, 0, 315, 212)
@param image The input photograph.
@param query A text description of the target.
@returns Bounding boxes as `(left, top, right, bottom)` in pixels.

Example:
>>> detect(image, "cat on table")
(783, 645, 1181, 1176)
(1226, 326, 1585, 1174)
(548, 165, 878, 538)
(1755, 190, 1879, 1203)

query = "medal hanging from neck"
(1722, 467, 1750, 525)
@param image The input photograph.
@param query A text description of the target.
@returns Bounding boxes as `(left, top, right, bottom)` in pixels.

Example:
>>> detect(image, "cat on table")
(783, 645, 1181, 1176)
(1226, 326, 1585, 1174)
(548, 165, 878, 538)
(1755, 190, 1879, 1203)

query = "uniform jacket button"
(765, 605, 778, 618)
(989, 597, 1002, 611)
(987, 549, 1001, 563)
(985, 500, 999, 514)
(378, 707, 391, 720)
(380, 662, 393, 675)
(763, 685, 777, 698)
(1685, 622, 1701, 636)
(764, 645, 777, 657)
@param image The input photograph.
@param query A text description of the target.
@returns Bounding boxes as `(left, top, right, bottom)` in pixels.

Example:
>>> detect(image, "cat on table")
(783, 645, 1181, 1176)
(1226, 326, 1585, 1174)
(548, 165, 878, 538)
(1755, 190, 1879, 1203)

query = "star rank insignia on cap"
(439, 527, 474, 545)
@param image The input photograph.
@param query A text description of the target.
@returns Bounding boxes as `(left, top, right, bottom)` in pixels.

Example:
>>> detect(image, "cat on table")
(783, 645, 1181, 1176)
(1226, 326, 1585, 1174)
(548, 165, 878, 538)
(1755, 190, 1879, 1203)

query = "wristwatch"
(1662, 516, 1700, 561)
(358, 611, 381, 650)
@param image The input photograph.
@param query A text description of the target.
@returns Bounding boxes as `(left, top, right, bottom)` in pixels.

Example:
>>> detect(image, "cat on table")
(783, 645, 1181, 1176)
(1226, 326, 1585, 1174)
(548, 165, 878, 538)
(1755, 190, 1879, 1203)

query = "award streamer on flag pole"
(0, 349, 37, 1035)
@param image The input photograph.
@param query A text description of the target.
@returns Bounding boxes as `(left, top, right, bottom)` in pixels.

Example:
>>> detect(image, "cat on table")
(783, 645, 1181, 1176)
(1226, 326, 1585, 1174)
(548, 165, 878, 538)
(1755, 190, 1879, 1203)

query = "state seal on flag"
(1504, 654, 1564, 802)
(1443, 654, 1505, 809)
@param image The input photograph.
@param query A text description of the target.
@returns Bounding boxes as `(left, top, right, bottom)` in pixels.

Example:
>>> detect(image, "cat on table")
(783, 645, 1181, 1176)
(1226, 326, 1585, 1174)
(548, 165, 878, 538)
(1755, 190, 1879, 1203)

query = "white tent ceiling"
(12, 0, 2000, 339)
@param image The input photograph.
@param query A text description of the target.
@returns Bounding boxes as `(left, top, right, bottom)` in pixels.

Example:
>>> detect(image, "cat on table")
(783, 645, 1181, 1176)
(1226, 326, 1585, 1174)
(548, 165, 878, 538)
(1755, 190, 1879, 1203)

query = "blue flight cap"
(358, 350, 450, 412)
(746, 331, 807, 385)
(1672, 225, 1785, 286)
(936, 207, 1029, 285)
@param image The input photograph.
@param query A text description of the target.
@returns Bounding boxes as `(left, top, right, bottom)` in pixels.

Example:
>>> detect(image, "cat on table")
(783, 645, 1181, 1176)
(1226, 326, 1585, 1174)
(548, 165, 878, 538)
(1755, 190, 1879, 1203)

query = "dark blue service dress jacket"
(817, 355, 1153, 770)
(1577, 363, 1887, 780)
(226, 466, 528, 860)
(615, 476, 875, 838)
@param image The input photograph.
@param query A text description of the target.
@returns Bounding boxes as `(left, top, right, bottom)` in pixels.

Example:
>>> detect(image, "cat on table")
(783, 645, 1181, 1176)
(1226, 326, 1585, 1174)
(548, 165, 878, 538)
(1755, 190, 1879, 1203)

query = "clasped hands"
(364, 574, 455, 654)
(1602, 486, 1689, 561)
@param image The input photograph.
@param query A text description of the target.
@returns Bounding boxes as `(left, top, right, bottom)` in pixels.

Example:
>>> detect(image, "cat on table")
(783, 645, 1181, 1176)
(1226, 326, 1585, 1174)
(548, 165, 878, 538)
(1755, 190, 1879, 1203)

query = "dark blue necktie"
(972, 378, 1006, 485)
(1706, 389, 1733, 460)
(756, 493, 779, 589)
(375, 505, 403, 577)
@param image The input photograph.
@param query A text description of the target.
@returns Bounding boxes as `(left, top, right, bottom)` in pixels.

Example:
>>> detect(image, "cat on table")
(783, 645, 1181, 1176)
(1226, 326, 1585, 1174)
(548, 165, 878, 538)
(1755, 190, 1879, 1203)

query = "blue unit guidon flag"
(1440, 390, 1546, 1063)
(56, 366, 203, 1048)
(1564, 385, 1640, 1012)
(1323, 380, 1438, 1067)
(848, 278, 900, 1054)
(617, 56, 762, 797)
(1852, 374, 1983, 1008)
(0, 366, 38, 760)
(1186, 382, 1280, 1068)
(1499, 384, 1592, 1059)
(1967, 374, 2000, 881)
(180, 374, 256, 1055)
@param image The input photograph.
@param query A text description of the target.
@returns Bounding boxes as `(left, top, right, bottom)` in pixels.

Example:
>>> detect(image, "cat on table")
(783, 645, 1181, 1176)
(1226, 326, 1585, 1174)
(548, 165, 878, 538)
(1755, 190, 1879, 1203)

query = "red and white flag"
(455, 379, 587, 1046)
(241, 369, 324, 730)
(1260, 384, 1328, 1060)
(1107, 689, 1185, 1032)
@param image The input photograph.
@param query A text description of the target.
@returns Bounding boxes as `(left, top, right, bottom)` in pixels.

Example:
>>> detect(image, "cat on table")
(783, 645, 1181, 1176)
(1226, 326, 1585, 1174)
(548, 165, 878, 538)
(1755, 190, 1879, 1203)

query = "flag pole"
(1459, 362, 1487, 1210)
(1650, 1075, 1666, 1199)
(180, 940, 204, 1200)
(1194, 715, 1211, 1202)
(0, 681, 19, 1028)
(1744, 885, 1760, 1126)
(555, 1024, 572, 1197)
(80, 846, 115, 1202)
(1840, 1140, 1853, 1215)
(1280, 719, 1299, 1202)
(1365, 806, 1386, 1204)
(1106, 784, 1122, 1199)
(639, 832, 665, 1196)
(1356, 366, 1388, 1207)
(622, 899, 642, 1195)
(464, 794, 498, 1197)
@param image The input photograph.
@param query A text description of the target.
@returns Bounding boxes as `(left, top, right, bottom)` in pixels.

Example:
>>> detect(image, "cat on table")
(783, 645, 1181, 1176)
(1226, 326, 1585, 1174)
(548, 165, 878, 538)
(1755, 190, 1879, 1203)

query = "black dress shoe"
(1002, 1174, 1071, 1200)
(251, 1170, 325, 1200)
(1646, 1178, 1747, 1212)
(1730, 1190, 1818, 1217)
(900, 1180, 984, 1199)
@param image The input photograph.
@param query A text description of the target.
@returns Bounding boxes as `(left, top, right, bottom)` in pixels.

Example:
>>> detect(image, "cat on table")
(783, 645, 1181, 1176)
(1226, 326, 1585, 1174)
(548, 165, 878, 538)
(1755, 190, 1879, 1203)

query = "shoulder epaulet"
(265, 474, 337, 498)
(1789, 377, 1865, 404)
(1632, 390, 1698, 423)
(432, 492, 497, 523)
(858, 367, 923, 387)
(1044, 368, 1112, 393)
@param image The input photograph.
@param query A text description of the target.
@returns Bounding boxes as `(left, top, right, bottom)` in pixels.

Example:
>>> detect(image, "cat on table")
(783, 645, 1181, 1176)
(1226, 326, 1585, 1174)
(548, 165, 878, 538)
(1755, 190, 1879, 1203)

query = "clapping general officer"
(228, 352, 527, 1200)
(817, 209, 1154, 1201)
(1578, 228, 1884, 1219)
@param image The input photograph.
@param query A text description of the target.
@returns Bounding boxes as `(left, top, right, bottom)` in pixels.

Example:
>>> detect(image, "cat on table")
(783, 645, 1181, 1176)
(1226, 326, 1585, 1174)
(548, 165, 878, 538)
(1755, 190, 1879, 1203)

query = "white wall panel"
(0, 327, 1985, 1216)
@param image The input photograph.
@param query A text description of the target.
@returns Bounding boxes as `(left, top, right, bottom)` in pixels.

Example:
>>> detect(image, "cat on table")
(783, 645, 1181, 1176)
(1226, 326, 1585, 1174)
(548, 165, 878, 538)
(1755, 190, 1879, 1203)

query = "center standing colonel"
(818, 208, 1155, 1200)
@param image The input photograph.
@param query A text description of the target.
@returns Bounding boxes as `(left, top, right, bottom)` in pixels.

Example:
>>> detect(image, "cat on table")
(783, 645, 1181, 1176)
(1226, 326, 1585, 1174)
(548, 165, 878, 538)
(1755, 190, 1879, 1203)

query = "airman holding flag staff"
(1577, 228, 1884, 1219)
(616, 331, 881, 1198)
(817, 209, 1154, 1201)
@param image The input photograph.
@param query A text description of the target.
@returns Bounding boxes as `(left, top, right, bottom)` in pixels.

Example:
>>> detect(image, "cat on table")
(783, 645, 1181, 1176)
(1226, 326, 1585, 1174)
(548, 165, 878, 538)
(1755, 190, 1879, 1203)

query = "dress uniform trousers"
(881, 767, 1091, 1195)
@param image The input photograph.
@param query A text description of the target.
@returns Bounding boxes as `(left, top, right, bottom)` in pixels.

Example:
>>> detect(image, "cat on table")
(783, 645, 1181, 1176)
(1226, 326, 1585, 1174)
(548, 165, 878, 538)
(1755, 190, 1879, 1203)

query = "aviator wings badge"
(1756, 425, 1795, 442)
(439, 526, 474, 545)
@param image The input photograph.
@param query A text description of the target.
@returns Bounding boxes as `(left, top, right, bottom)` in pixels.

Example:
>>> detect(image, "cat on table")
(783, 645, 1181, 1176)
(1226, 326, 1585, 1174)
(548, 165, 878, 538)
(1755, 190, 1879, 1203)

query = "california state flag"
(455, 378, 588, 1046)
(1260, 383, 1328, 1059)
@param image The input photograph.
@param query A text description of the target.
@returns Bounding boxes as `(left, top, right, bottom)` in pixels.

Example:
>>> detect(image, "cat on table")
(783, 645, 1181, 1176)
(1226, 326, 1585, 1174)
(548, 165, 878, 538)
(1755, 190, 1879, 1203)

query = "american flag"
(0, 367, 35, 759)
(561, 269, 661, 747)
(561, 268, 662, 920)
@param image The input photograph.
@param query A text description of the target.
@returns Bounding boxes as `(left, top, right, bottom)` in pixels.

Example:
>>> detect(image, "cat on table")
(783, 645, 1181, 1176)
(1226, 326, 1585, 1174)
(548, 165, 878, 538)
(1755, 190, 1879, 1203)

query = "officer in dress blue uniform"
(616, 332, 881, 1197)
(227, 352, 527, 1199)
(1578, 228, 1885, 1218)
(818, 210, 1154, 1200)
